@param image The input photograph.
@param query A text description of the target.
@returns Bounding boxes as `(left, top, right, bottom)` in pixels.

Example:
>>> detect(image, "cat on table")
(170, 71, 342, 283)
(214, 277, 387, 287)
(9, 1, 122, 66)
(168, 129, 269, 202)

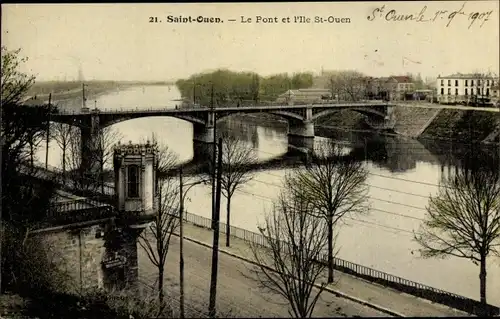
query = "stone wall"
(33, 223, 143, 295)
(36, 225, 106, 294)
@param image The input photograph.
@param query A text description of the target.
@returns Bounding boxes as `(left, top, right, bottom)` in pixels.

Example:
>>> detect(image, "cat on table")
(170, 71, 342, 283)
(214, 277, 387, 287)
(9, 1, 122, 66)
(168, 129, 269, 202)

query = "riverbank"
(24, 81, 169, 107)
(234, 104, 500, 144)
(175, 212, 478, 316)
(420, 109, 499, 143)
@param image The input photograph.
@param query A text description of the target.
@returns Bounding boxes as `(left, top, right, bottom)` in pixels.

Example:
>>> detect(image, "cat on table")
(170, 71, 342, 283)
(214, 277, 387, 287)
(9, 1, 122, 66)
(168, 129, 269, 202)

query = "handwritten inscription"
(367, 2, 493, 28)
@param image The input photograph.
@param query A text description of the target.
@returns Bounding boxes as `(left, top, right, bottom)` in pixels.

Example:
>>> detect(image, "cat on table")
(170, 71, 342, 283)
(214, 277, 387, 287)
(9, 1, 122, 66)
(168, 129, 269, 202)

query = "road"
(394, 101, 499, 112)
(138, 236, 388, 318)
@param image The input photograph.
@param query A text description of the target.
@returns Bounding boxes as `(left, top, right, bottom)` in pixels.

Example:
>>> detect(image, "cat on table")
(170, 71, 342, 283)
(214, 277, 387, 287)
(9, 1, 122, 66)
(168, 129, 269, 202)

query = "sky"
(2, 2, 499, 82)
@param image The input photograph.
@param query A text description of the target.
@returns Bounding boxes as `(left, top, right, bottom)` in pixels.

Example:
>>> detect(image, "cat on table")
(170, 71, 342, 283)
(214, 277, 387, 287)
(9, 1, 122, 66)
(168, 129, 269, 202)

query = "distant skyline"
(2, 2, 499, 82)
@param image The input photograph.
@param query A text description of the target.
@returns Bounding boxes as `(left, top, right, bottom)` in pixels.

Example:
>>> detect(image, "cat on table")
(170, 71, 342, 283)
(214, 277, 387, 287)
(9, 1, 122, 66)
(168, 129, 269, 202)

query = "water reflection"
(35, 85, 500, 305)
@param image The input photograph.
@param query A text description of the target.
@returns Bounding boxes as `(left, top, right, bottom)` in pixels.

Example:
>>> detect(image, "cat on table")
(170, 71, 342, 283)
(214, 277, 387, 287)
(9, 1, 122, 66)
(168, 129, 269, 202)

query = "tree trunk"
(158, 265, 165, 315)
(62, 146, 66, 184)
(479, 253, 487, 315)
(29, 140, 34, 169)
(226, 196, 231, 247)
(327, 215, 334, 283)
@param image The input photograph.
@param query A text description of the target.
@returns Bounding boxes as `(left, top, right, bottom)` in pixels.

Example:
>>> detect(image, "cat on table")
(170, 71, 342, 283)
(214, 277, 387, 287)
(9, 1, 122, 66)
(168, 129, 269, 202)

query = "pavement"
(138, 233, 390, 318)
(138, 222, 469, 318)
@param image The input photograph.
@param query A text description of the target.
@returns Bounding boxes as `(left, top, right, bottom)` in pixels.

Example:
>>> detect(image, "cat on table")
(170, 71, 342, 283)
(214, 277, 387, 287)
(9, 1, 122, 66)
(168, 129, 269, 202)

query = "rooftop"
(390, 76, 412, 83)
(438, 73, 495, 79)
(279, 89, 331, 97)
(114, 140, 158, 154)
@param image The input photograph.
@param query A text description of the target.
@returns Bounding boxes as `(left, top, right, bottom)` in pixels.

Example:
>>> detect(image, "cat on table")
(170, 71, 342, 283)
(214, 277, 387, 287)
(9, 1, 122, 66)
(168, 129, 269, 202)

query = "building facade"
(366, 76, 415, 101)
(276, 88, 332, 104)
(436, 73, 496, 104)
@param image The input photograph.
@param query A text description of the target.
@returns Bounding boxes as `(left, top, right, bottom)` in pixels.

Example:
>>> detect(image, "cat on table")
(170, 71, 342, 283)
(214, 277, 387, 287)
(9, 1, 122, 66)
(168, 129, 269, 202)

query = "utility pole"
(82, 83, 86, 108)
(193, 81, 196, 105)
(179, 166, 185, 319)
(211, 82, 217, 229)
(208, 137, 223, 318)
(45, 93, 52, 169)
(100, 148, 104, 195)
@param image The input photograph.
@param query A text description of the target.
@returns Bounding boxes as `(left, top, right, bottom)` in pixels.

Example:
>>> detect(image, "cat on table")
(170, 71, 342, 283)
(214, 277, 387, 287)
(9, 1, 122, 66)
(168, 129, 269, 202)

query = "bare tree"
(51, 122, 75, 181)
(219, 132, 256, 246)
(1, 46, 57, 293)
(1, 46, 35, 105)
(414, 152, 500, 316)
(285, 140, 369, 283)
(98, 126, 124, 169)
(64, 125, 122, 192)
(248, 190, 329, 318)
(327, 70, 368, 101)
(66, 127, 84, 189)
(139, 177, 181, 314)
(143, 133, 178, 175)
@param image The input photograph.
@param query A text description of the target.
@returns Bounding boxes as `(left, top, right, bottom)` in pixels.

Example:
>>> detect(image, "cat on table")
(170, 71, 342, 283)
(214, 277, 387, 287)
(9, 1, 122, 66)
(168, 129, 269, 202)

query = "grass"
(420, 109, 498, 142)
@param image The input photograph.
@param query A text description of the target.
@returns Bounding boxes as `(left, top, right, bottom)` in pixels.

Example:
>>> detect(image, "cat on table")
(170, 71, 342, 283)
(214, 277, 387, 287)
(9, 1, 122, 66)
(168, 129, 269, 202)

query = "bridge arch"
(100, 114, 206, 128)
(311, 107, 386, 122)
(216, 110, 304, 125)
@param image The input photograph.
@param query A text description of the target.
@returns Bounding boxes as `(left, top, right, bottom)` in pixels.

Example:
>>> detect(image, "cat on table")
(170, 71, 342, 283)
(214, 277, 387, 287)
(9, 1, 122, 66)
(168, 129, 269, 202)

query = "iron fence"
(180, 211, 499, 316)
(47, 198, 114, 225)
(27, 163, 499, 315)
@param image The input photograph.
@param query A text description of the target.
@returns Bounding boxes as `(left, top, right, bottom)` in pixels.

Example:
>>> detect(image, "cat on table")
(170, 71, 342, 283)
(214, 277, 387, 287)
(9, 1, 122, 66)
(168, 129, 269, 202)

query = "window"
(127, 165, 140, 198)
(465, 88, 468, 95)
(440, 88, 444, 95)
(455, 80, 458, 86)
(471, 80, 474, 86)
(486, 88, 490, 96)
(448, 80, 451, 86)
(487, 80, 490, 86)
(471, 88, 474, 95)
(478, 80, 481, 86)
(441, 80, 444, 86)
(478, 88, 481, 95)
(465, 80, 468, 86)
(455, 89, 458, 95)
(447, 88, 451, 95)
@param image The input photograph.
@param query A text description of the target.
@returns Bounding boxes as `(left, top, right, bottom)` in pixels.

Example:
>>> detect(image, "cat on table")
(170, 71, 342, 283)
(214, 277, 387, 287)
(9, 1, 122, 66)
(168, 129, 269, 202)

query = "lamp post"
(179, 167, 208, 319)
(193, 82, 205, 107)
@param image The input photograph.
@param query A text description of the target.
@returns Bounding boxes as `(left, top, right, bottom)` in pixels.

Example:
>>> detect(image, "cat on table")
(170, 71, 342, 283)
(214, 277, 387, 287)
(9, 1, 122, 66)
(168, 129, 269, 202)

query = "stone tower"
(101, 141, 159, 291)
(113, 140, 159, 220)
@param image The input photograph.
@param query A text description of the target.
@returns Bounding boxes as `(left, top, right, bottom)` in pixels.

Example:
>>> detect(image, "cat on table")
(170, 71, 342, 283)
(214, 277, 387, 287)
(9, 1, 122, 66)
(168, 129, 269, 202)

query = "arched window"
(127, 165, 140, 198)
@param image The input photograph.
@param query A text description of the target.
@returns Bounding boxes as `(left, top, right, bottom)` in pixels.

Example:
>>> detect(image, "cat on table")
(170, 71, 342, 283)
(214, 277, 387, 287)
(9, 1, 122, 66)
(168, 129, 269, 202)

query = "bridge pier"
(193, 123, 215, 162)
(288, 122, 315, 154)
(101, 225, 144, 292)
(80, 113, 103, 179)
(287, 108, 315, 154)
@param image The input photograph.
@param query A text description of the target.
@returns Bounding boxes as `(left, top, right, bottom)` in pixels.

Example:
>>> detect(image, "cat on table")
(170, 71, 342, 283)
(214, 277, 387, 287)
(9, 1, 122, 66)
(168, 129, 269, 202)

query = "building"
(276, 88, 332, 104)
(491, 80, 500, 104)
(436, 73, 496, 104)
(366, 76, 415, 101)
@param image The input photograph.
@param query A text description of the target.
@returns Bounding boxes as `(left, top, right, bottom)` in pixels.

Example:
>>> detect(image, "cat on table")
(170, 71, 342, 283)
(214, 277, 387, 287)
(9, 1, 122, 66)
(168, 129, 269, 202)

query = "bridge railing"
(178, 210, 498, 316)
(51, 100, 390, 115)
(47, 198, 114, 225)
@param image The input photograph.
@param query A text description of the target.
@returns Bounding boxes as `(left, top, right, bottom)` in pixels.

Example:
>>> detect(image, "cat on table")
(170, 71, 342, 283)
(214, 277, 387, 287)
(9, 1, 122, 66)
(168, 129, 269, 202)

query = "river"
(35, 85, 500, 306)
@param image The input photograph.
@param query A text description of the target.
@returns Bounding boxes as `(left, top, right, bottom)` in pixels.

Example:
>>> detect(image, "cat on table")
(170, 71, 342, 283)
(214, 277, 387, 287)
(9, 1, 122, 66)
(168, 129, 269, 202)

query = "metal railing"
(51, 101, 390, 115)
(47, 198, 114, 225)
(25, 163, 499, 314)
(179, 211, 499, 316)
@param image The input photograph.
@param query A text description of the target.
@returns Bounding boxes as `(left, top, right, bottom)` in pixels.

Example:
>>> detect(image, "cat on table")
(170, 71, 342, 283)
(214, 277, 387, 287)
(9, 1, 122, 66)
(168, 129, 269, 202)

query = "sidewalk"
(178, 222, 469, 317)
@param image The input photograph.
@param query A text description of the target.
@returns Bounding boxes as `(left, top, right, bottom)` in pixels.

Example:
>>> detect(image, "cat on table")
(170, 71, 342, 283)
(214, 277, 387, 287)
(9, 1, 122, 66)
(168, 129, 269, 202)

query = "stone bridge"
(49, 102, 394, 176)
